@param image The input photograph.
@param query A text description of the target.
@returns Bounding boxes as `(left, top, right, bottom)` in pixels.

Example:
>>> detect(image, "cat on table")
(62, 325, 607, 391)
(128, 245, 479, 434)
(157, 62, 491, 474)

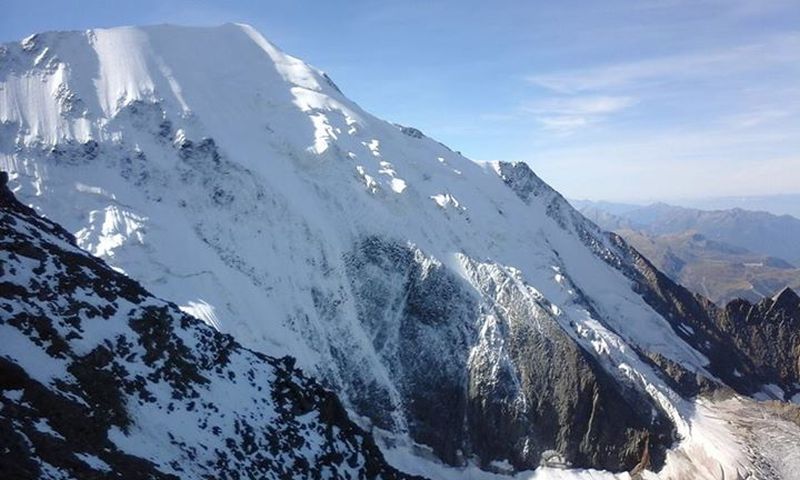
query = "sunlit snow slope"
(1, 24, 798, 478)
(0, 172, 416, 480)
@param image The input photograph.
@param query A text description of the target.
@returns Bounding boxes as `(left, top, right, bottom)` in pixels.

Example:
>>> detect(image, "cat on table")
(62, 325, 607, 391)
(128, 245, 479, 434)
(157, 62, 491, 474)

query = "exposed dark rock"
(496, 161, 800, 401)
(344, 236, 675, 472)
(397, 125, 426, 139)
(716, 288, 800, 399)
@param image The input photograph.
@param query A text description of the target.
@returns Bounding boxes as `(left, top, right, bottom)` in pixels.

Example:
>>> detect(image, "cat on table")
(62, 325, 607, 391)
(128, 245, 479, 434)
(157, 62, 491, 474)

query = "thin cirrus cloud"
(519, 32, 800, 134)
(725, 108, 796, 129)
(522, 95, 637, 132)
(527, 32, 800, 94)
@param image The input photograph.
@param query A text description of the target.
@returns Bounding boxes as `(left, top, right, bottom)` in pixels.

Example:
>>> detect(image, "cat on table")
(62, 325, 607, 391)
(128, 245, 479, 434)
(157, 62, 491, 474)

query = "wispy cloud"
(530, 125, 800, 200)
(527, 33, 800, 93)
(523, 95, 637, 132)
(512, 33, 800, 135)
(524, 95, 637, 116)
(725, 109, 795, 128)
(536, 116, 590, 132)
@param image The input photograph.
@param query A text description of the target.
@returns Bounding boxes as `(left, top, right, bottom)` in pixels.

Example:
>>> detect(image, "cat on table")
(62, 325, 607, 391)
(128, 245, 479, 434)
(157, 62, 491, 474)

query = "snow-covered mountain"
(0, 172, 414, 479)
(2, 24, 800, 478)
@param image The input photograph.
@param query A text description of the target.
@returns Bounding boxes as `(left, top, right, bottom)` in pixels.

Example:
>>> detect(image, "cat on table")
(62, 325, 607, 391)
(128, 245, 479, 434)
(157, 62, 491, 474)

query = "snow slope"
(1, 23, 797, 477)
(0, 173, 414, 479)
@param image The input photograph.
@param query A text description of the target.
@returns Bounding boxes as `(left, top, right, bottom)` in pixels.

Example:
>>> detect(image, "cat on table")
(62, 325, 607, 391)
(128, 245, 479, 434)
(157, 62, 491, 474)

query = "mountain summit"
(2, 24, 800, 479)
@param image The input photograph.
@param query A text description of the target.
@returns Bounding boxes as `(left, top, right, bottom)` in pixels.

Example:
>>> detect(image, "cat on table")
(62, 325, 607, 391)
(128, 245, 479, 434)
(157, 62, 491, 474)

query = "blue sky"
(2, 0, 799, 203)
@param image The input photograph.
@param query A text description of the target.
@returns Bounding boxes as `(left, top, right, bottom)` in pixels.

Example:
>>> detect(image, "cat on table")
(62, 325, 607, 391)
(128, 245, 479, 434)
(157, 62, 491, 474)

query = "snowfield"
(0, 177, 416, 479)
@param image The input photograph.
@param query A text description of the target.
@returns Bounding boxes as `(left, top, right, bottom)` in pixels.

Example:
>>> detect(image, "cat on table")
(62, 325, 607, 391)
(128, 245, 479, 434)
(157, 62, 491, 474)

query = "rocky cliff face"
(499, 161, 800, 403)
(344, 236, 672, 471)
(495, 161, 753, 396)
(715, 288, 800, 401)
(0, 173, 416, 480)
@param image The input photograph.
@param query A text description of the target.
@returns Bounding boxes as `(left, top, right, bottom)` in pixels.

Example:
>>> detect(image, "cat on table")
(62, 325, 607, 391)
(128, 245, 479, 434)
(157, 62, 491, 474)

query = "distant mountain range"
(573, 200, 800, 304)
(674, 194, 800, 220)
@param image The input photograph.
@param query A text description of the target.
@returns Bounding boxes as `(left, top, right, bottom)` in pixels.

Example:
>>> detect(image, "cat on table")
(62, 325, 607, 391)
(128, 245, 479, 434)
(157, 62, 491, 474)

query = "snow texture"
(0, 174, 414, 479)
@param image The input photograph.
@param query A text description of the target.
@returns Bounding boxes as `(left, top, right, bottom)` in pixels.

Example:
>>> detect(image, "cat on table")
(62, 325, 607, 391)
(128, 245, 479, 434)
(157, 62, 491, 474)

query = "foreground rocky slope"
(0, 173, 414, 479)
(1, 24, 799, 478)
